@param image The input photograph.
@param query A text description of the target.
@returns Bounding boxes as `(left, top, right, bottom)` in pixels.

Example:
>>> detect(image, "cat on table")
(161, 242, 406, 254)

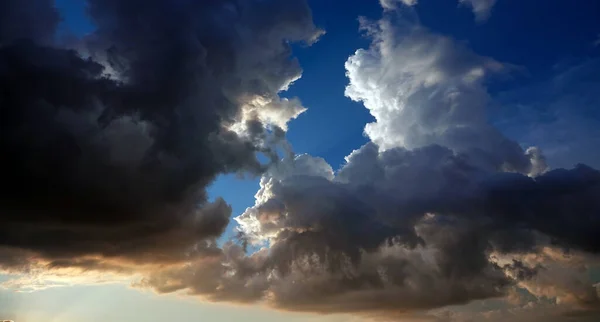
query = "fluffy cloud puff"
(0, 0, 321, 272)
(345, 16, 531, 174)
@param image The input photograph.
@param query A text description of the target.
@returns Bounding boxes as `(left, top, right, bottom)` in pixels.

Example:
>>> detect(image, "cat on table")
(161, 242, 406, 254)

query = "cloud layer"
(143, 10, 600, 321)
(1, 1, 600, 322)
(0, 0, 321, 271)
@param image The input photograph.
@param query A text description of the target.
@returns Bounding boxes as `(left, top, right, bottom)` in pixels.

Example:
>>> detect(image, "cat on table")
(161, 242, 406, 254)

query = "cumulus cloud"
(345, 17, 530, 174)
(0, 0, 321, 275)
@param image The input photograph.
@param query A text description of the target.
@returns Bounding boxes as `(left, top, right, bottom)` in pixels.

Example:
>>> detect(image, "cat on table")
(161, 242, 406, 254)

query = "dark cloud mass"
(0, 0, 321, 266)
(0, 0, 60, 44)
(211, 143, 600, 314)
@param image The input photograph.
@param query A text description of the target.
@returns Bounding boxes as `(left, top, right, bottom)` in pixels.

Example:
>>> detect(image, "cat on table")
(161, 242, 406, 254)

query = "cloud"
(2, 1, 600, 322)
(221, 11, 600, 319)
(0, 0, 60, 45)
(345, 17, 531, 174)
(0, 0, 321, 272)
(459, 0, 498, 21)
(144, 140, 599, 316)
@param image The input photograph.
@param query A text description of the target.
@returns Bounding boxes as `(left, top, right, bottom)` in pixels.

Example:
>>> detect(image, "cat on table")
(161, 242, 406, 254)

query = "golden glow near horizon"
(0, 280, 361, 322)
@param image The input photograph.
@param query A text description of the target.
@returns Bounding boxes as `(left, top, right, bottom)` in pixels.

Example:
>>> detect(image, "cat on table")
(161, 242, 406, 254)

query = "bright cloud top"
(345, 17, 537, 175)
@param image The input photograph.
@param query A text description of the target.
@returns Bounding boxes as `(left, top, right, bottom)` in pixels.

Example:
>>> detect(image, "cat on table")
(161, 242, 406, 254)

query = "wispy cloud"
(459, 0, 498, 21)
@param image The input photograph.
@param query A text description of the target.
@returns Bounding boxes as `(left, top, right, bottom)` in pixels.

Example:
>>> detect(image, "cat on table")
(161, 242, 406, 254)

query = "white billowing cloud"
(380, 0, 418, 10)
(525, 146, 548, 177)
(235, 154, 334, 242)
(229, 96, 307, 138)
(249, 97, 307, 131)
(345, 17, 534, 173)
(459, 0, 498, 21)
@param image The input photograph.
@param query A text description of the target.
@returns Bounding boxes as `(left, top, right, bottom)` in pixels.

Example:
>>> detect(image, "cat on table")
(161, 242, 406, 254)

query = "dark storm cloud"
(0, 0, 60, 44)
(0, 0, 321, 267)
(210, 143, 599, 314)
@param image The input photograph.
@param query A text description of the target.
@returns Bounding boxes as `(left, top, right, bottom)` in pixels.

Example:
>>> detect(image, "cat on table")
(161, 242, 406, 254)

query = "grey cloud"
(145, 143, 599, 315)
(0, 0, 60, 44)
(0, 0, 321, 269)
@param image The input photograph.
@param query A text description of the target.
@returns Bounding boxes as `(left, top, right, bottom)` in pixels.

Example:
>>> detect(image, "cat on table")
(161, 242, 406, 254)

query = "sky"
(1, 0, 600, 321)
